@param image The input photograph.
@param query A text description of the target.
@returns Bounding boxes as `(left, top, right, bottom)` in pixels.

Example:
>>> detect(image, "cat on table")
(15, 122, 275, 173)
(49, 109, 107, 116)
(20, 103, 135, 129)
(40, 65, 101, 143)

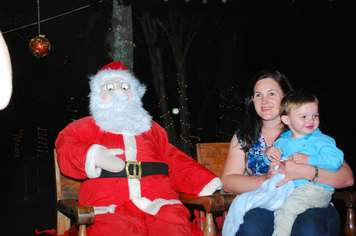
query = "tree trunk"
(108, 1, 134, 70)
(138, 11, 177, 145)
(171, 48, 191, 155)
(156, 10, 202, 155)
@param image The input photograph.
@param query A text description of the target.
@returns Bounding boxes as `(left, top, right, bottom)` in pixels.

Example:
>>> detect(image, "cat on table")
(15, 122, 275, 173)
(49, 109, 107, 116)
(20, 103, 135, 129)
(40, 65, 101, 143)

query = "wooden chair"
(54, 150, 95, 236)
(333, 191, 356, 236)
(179, 142, 356, 236)
(178, 142, 236, 236)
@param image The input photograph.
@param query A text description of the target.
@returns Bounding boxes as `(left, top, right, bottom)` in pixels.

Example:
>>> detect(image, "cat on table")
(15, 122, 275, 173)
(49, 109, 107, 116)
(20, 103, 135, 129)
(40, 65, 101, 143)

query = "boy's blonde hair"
(280, 90, 319, 116)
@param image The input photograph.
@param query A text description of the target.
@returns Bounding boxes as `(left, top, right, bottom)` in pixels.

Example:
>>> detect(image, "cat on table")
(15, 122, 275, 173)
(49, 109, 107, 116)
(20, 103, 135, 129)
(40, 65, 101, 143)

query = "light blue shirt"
(264, 128, 343, 191)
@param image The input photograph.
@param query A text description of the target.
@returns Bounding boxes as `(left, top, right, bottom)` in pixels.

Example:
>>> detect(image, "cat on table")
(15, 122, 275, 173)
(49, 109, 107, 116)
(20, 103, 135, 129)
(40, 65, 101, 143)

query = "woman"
(221, 70, 354, 235)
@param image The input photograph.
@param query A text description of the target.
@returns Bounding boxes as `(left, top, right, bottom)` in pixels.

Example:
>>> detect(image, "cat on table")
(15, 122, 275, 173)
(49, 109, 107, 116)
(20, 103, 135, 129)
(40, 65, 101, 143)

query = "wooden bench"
(179, 142, 356, 236)
(54, 144, 356, 236)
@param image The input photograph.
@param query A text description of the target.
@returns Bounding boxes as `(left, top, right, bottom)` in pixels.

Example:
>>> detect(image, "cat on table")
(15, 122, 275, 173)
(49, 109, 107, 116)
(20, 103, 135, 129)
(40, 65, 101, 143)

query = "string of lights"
(37, 127, 48, 155)
(216, 86, 243, 138)
(109, 27, 136, 48)
(12, 129, 24, 158)
(176, 73, 192, 146)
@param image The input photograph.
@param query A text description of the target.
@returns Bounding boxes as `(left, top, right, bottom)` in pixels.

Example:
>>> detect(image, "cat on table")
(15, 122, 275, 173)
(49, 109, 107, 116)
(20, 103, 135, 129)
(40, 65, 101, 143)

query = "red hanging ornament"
(29, 0, 50, 58)
(29, 35, 51, 58)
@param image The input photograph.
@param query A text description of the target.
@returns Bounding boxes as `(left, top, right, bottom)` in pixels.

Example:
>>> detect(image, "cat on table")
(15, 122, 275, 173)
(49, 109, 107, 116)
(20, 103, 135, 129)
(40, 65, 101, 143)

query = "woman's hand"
(267, 161, 281, 179)
(275, 159, 303, 187)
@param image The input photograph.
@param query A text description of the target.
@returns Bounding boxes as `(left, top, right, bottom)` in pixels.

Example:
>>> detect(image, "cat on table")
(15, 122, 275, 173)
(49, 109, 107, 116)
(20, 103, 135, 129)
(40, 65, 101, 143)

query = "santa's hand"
(95, 148, 125, 173)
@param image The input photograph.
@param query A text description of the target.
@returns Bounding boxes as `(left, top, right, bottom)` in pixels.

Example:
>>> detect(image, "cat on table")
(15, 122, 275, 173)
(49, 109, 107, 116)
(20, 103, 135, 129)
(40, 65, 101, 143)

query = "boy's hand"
(290, 153, 309, 164)
(265, 146, 283, 162)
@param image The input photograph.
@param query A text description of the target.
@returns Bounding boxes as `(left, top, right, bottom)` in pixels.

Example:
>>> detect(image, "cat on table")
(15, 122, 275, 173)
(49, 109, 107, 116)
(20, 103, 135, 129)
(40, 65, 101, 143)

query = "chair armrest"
(333, 191, 356, 207)
(178, 191, 236, 212)
(332, 190, 356, 236)
(178, 191, 236, 236)
(58, 199, 95, 225)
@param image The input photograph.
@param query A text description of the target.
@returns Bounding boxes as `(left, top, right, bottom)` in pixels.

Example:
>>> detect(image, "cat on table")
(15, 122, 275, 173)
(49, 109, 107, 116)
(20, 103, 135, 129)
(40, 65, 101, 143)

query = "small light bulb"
(172, 108, 179, 115)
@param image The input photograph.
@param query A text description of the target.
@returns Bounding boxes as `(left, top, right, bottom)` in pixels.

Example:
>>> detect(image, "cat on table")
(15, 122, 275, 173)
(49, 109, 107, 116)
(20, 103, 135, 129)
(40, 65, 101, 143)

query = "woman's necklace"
(262, 133, 275, 146)
(262, 127, 282, 146)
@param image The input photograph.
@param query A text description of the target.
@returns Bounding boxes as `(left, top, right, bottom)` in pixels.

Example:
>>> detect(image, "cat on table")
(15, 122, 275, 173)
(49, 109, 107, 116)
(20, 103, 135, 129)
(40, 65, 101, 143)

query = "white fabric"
(222, 173, 294, 236)
(123, 134, 182, 215)
(94, 204, 117, 214)
(85, 144, 106, 178)
(199, 177, 223, 196)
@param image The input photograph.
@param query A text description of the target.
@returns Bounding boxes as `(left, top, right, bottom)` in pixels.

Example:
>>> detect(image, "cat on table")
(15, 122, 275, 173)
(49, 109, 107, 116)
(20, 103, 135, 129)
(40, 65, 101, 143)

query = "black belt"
(99, 161, 169, 179)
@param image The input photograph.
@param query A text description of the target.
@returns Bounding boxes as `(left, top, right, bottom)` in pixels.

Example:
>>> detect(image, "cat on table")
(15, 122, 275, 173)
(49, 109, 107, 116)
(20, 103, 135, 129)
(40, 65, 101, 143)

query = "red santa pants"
(81, 201, 203, 236)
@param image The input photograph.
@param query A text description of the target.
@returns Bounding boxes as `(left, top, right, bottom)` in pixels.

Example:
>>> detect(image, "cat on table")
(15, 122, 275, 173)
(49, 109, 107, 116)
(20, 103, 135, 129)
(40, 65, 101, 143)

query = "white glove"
(95, 148, 125, 173)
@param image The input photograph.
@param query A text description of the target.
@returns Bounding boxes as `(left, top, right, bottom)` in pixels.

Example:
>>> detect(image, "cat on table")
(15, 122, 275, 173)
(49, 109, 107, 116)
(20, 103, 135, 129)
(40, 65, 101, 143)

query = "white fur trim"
(198, 177, 223, 196)
(129, 179, 181, 215)
(90, 69, 146, 102)
(85, 144, 106, 178)
(128, 178, 142, 200)
(94, 204, 117, 214)
(124, 134, 181, 215)
(123, 135, 137, 161)
(132, 196, 182, 215)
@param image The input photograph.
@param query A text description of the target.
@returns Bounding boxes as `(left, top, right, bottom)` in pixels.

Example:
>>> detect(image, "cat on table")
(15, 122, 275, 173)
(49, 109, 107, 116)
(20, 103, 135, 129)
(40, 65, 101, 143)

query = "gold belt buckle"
(126, 161, 142, 179)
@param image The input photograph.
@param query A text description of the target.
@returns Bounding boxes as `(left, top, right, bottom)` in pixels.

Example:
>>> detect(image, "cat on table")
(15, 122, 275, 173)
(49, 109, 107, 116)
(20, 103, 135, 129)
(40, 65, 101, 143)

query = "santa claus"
(55, 61, 222, 236)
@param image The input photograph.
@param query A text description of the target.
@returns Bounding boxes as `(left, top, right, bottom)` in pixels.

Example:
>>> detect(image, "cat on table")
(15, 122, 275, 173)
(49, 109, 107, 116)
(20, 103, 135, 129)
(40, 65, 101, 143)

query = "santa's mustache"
(98, 92, 133, 109)
(90, 93, 152, 135)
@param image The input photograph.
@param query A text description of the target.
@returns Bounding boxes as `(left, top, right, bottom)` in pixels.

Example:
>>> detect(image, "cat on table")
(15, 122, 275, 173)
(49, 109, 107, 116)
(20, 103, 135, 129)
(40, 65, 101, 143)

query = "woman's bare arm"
(318, 161, 354, 188)
(277, 159, 354, 188)
(221, 134, 267, 194)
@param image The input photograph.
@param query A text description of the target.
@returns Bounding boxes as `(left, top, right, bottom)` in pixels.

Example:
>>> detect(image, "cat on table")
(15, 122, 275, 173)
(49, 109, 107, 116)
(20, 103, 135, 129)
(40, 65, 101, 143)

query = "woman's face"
(252, 78, 284, 122)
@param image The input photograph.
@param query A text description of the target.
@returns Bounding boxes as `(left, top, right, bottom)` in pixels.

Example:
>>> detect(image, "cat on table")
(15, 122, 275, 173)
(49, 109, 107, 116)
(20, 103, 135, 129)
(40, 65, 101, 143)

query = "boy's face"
(281, 102, 320, 139)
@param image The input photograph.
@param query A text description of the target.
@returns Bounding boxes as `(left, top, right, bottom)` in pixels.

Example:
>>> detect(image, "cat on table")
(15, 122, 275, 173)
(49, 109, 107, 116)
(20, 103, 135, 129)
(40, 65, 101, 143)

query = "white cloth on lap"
(222, 173, 294, 236)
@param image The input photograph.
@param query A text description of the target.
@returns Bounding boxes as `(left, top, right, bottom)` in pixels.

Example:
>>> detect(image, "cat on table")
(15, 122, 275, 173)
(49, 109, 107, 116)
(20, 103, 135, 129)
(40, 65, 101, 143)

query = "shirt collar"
(281, 128, 320, 140)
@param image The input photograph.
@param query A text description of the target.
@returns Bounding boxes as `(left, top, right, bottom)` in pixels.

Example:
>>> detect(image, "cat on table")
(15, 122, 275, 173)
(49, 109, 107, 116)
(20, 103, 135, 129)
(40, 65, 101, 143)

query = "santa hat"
(89, 61, 146, 101)
(97, 61, 129, 73)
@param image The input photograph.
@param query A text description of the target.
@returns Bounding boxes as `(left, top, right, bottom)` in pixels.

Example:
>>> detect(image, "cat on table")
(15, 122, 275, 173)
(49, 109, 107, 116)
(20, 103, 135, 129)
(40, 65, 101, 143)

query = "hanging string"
(2, 0, 103, 35)
(37, 0, 41, 35)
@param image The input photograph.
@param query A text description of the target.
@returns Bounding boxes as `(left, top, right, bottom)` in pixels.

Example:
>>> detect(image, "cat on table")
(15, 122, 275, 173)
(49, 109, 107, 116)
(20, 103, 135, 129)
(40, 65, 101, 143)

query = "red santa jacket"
(55, 116, 219, 215)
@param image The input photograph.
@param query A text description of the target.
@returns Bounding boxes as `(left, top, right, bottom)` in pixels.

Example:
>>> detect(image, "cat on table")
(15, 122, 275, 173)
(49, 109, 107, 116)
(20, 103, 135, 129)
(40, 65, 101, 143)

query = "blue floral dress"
(236, 130, 270, 176)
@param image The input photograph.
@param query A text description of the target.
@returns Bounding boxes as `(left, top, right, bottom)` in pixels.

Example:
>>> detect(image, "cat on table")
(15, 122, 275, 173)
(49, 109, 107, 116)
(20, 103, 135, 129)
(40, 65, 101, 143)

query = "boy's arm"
(264, 139, 283, 163)
(308, 141, 344, 172)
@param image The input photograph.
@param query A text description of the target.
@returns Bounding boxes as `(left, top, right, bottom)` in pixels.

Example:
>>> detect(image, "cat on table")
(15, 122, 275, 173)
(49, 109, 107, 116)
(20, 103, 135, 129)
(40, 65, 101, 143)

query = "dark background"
(0, 0, 355, 235)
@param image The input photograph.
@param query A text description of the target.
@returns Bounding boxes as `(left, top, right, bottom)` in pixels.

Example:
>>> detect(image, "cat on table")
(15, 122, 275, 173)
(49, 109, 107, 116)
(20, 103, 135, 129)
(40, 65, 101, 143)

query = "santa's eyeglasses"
(102, 82, 130, 91)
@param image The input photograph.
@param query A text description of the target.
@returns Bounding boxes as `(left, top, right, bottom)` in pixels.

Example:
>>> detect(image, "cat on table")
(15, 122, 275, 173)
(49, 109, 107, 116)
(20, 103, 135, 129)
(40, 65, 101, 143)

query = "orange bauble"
(29, 35, 51, 58)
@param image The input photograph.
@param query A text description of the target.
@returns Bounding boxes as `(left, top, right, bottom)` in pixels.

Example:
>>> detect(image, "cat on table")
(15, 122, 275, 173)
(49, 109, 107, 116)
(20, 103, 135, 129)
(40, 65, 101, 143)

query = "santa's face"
(89, 70, 152, 135)
(99, 77, 134, 104)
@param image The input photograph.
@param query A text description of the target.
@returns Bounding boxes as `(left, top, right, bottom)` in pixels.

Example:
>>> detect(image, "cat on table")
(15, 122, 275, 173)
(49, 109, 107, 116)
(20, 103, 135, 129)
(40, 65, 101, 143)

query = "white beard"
(90, 94, 152, 136)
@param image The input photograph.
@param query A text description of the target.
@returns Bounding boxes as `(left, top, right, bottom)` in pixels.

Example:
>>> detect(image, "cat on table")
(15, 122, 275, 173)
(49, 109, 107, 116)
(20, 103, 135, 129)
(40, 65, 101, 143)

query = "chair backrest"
(196, 142, 230, 177)
(54, 149, 81, 235)
(54, 149, 81, 201)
